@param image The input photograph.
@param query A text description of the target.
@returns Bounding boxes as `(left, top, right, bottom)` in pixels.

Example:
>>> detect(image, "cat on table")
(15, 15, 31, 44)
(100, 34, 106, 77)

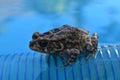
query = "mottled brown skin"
(29, 24, 98, 66)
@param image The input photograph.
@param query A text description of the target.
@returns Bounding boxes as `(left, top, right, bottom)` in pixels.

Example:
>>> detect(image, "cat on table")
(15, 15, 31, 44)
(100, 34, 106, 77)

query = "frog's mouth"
(29, 40, 41, 52)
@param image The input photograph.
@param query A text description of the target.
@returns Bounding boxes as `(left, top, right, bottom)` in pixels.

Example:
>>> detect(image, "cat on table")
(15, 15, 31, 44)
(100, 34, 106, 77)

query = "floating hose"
(0, 44, 120, 80)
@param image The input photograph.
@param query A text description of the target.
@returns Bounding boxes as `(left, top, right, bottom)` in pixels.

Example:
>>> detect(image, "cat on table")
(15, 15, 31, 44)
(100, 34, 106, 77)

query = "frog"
(29, 24, 98, 67)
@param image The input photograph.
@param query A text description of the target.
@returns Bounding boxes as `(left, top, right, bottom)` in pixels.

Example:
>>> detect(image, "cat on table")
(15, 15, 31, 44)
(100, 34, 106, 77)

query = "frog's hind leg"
(63, 49, 80, 67)
(85, 32, 98, 60)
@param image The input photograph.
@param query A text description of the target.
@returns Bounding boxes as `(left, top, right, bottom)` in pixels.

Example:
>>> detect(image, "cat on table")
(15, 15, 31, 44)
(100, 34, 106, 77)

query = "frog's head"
(29, 32, 64, 53)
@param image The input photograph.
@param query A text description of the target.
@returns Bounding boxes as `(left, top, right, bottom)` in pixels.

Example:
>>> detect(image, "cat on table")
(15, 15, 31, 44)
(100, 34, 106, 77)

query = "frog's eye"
(32, 32, 40, 39)
(40, 41, 48, 48)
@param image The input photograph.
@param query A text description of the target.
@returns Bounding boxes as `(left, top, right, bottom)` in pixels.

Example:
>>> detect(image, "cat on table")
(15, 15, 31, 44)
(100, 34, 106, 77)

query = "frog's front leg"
(60, 49, 80, 67)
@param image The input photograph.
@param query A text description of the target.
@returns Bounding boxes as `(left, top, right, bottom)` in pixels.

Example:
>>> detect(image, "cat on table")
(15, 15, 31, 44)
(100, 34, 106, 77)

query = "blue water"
(0, 0, 120, 54)
(0, 0, 120, 80)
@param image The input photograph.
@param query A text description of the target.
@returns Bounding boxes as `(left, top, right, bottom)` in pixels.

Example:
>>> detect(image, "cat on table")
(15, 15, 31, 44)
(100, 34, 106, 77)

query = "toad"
(29, 24, 98, 66)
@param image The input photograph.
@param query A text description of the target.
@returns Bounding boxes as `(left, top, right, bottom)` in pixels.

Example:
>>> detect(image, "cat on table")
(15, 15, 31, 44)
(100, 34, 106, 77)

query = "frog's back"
(39, 25, 89, 50)
(55, 25, 89, 41)
(51, 25, 90, 50)
(41, 24, 88, 36)
(58, 24, 89, 35)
